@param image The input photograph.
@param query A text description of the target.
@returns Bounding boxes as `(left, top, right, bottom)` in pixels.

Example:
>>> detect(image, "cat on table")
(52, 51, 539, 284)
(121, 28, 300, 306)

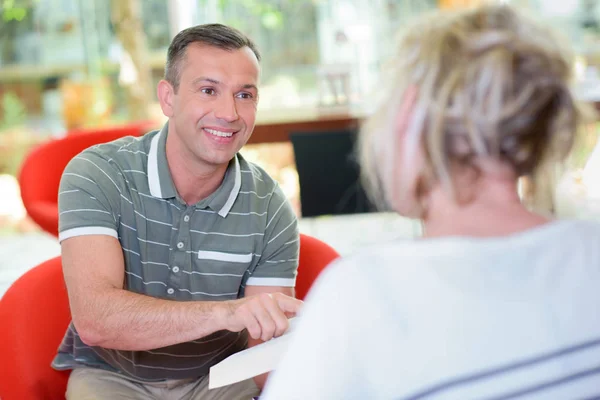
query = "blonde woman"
(261, 5, 600, 399)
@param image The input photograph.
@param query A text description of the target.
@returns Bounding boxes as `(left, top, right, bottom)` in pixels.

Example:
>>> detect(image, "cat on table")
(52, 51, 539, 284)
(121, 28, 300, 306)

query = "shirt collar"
(147, 122, 241, 217)
(199, 155, 241, 217)
(147, 123, 177, 199)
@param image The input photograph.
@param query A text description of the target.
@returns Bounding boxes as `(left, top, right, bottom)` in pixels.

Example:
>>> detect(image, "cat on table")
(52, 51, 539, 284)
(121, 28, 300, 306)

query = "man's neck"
(165, 133, 229, 206)
(421, 177, 550, 239)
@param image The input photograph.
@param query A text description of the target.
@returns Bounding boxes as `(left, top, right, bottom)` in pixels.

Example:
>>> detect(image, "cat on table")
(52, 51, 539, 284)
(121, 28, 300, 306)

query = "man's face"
(160, 43, 260, 169)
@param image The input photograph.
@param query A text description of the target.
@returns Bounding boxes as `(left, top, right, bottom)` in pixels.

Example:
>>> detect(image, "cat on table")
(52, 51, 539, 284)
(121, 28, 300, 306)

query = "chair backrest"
(18, 121, 156, 236)
(0, 256, 71, 400)
(290, 129, 375, 217)
(296, 233, 341, 300)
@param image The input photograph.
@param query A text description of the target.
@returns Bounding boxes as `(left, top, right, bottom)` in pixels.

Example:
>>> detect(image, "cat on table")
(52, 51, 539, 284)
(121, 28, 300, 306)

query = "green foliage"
(0, 92, 27, 132)
(208, 0, 285, 30)
(0, 92, 28, 176)
(260, 9, 282, 30)
(1, 0, 35, 22)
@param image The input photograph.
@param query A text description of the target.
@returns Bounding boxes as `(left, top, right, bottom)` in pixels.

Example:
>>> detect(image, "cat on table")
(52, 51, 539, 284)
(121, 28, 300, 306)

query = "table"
(298, 212, 422, 256)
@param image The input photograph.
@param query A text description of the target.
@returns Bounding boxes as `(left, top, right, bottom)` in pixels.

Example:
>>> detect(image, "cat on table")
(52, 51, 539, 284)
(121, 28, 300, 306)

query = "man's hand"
(224, 293, 303, 342)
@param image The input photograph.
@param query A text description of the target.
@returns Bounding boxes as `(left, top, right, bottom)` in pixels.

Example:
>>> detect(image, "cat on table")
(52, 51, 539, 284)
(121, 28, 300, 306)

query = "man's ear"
(157, 80, 175, 118)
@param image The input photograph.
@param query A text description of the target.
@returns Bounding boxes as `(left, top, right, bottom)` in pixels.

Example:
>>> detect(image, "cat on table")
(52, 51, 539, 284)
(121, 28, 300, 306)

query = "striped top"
(262, 220, 600, 399)
(52, 123, 299, 381)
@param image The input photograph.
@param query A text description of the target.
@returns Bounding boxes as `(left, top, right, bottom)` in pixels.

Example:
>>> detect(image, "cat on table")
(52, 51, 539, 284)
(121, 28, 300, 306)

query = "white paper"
(208, 318, 298, 389)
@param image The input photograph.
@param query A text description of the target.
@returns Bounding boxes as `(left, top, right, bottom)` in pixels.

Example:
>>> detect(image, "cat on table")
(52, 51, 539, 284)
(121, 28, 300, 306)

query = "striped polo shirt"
(51, 123, 299, 381)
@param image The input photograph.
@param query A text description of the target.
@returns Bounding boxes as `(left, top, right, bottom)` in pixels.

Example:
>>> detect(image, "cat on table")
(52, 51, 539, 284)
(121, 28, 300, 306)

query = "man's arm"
(63, 235, 229, 350)
(63, 235, 301, 351)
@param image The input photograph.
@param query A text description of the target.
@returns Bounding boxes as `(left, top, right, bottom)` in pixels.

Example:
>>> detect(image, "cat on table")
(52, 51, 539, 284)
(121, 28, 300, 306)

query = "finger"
(261, 295, 289, 337)
(240, 309, 261, 340)
(252, 296, 276, 341)
(273, 293, 304, 315)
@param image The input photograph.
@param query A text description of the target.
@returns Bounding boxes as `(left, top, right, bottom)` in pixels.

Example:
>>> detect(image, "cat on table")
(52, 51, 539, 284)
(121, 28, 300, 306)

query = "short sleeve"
(58, 150, 122, 243)
(246, 184, 299, 287)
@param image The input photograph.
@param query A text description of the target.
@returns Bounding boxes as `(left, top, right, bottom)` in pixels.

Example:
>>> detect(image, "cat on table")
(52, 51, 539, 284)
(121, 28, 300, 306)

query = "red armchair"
(0, 256, 70, 400)
(0, 234, 338, 399)
(18, 121, 156, 237)
(295, 233, 340, 300)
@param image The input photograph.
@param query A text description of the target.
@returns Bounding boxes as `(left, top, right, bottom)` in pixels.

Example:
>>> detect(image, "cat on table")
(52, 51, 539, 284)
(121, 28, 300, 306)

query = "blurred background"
(3, 0, 600, 293)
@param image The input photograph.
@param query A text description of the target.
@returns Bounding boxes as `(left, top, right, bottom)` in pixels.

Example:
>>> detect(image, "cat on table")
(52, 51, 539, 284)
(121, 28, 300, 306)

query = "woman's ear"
(394, 85, 419, 139)
(390, 85, 425, 219)
(157, 80, 175, 118)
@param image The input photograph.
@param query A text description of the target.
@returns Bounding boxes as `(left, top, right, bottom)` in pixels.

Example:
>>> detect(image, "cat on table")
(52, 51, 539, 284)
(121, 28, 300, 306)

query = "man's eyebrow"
(191, 78, 258, 92)
(192, 77, 220, 86)
(241, 84, 258, 92)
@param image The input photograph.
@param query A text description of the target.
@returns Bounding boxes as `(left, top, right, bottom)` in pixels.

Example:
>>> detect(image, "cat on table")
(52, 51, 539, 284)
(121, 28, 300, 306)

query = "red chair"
(0, 234, 338, 399)
(18, 121, 157, 237)
(296, 233, 340, 300)
(0, 256, 70, 400)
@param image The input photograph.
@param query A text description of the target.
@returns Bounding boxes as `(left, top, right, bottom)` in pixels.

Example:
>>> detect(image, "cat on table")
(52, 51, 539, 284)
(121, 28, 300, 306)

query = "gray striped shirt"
(52, 123, 299, 381)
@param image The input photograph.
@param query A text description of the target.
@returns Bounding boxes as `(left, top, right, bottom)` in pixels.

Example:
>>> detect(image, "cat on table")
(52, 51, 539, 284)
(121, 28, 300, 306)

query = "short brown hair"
(165, 23, 261, 92)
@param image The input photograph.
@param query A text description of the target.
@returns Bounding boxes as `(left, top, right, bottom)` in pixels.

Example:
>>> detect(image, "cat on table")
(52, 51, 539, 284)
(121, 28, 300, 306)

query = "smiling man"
(52, 24, 302, 400)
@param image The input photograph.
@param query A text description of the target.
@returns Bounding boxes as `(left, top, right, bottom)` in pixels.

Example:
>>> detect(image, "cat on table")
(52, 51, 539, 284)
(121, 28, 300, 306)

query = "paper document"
(209, 318, 298, 389)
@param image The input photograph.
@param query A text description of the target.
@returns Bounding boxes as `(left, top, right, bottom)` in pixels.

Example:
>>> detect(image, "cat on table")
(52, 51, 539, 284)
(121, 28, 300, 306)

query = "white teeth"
(206, 128, 233, 138)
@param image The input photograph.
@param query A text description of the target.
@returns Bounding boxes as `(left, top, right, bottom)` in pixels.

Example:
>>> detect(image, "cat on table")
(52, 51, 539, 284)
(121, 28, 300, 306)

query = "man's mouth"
(204, 128, 235, 138)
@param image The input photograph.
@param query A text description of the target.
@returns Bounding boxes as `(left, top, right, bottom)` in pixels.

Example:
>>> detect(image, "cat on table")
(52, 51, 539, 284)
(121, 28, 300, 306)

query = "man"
(53, 24, 302, 399)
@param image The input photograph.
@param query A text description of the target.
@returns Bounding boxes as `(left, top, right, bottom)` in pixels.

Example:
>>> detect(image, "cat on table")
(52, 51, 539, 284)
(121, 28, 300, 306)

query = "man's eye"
(237, 92, 253, 99)
(201, 88, 216, 95)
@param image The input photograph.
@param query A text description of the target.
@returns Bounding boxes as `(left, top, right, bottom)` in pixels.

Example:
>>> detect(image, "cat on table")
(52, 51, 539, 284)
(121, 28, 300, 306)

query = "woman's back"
(262, 4, 600, 399)
(263, 220, 600, 399)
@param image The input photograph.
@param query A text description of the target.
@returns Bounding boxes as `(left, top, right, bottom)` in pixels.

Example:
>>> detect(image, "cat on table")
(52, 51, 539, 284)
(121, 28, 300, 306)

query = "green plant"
(202, 0, 287, 30)
(1, 0, 39, 64)
(0, 91, 27, 131)
(0, 92, 28, 177)
(1, 0, 35, 22)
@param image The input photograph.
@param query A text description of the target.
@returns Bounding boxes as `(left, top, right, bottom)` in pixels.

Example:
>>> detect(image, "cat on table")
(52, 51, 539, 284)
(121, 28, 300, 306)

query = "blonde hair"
(359, 4, 594, 215)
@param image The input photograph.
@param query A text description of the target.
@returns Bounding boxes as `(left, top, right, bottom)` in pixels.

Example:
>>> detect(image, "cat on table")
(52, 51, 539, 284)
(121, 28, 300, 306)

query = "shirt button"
(167, 288, 175, 295)
(184, 215, 190, 222)
(172, 266, 180, 273)
(177, 242, 184, 249)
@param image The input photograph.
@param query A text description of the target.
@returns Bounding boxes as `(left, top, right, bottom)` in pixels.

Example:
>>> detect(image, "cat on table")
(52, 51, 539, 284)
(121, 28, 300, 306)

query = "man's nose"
(214, 95, 239, 123)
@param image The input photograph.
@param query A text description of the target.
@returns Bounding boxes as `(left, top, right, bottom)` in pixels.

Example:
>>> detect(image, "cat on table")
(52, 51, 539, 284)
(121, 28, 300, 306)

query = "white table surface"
(298, 212, 422, 256)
